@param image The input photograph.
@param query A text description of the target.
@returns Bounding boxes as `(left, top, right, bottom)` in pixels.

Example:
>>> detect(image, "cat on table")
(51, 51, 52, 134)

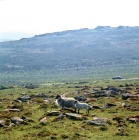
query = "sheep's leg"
(61, 106, 64, 110)
(86, 109, 89, 114)
(78, 109, 80, 114)
(74, 108, 76, 112)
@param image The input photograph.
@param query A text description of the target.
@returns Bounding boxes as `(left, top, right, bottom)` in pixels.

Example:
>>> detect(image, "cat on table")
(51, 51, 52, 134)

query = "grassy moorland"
(0, 26, 139, 139)
(0, 78, 139, 140)
(0, 62, 139, 86)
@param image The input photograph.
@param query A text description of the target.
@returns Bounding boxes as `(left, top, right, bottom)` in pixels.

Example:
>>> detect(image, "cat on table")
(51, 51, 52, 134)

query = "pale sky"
(0, 0, 139, 35)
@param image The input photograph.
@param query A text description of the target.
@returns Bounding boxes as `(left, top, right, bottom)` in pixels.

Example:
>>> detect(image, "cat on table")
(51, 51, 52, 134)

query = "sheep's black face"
(74, 100, 77, 104)
(56, 94, 60, 99)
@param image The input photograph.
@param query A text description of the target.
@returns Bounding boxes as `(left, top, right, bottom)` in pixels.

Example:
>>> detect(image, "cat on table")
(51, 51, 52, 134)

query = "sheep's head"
(89, 105, 92, 110)
(55, 94, 61, 99)
(74, 100, 78, 104)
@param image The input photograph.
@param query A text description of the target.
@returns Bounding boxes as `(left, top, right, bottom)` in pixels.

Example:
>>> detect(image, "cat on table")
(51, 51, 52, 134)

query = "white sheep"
(74, 100, 92, 114)
(55, 94, 76, 112)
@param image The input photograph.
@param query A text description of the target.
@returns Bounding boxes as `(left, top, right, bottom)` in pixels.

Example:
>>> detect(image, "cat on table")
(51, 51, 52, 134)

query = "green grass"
(0, 79, 139, 139)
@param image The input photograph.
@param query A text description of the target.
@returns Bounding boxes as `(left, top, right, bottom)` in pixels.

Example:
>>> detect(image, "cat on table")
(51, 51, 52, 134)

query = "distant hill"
(0, 26, 139, 82)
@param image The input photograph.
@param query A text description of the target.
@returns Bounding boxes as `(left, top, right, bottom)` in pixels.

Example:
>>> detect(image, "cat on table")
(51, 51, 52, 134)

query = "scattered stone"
(92, 114, 97, 117)
(117, 121, 127, 127)
(127, 118, 139, 123)
(72, 91, 78, 95)
(117, 127, 128, 136)
(126, 115, 139, 123)
(17, 95, 30, 102)
(85, 98, 97, 103)
(74, 96, 86, 101)
(106, 90, 118, 96)
(122, 102, 130, 107)
(93, 88, 100, 91)
(47, 111, 61, 116)
(21, 93, 27, 96)
(108, 86, 120, 92)
(131, 107, 138, 111)
(10, 117, 24, 124)
(87, 117, 108, 126)
(101, 87, 109, 90)
(43, 98, 51, 103)
(13, 99, 22, 103)
(136, 88, 139, 92)
(65, 113, 82, 120)
(36, 93, 47, 98)
(122, 93, 139, 100)
(103, 103, 116, 108)
(57, 114, 64, 120)
(93, 93, 108, 98)
(92, 105, 102, 109)
(9, 123, 16, 127)
(122, 93, 131, 100)
(5, 109, 20, 112)
(21, 116, 27, 120)
(40, 117, 47, 125)
(113, 116, 123, 122)
(81, 86, 90, 91)
(0, 120, 5, 127)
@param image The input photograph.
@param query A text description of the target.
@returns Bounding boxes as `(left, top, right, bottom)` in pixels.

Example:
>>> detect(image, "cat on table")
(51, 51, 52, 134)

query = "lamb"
(55, 94, 76, 112)
(74, 100, 92, 114)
